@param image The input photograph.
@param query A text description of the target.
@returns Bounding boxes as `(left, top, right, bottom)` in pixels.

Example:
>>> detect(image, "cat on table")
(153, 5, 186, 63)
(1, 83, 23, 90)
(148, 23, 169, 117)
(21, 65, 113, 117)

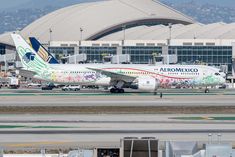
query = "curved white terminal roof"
(0, 0, 194, 46)
(99, 22, 235, 40)
(2, 0, 235, 46)
(0, 32, 14, 47)
(21, 0, 194, 41)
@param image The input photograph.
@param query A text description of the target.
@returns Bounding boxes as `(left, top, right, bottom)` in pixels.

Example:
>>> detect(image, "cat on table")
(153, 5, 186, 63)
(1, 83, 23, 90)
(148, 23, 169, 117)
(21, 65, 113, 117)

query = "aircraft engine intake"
(130, 77, 160, 91)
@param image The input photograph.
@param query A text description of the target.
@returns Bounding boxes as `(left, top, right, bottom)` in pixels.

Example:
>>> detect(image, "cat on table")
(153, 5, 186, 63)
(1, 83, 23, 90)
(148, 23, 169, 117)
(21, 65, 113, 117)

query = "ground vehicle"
(82, 85, 99, 89)
(219, 84, 227, 89)
(27, 83, 41, 87)
(41, 85, 54, 90)
(41, 83, 55, 90)
(62, 85, 80, 91)
(8, 77, 20, 89)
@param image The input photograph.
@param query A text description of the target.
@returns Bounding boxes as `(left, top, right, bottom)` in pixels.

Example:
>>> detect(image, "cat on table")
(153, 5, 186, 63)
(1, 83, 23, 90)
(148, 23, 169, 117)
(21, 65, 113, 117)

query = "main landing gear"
(110, 88, 125, 93)
(110, 81, 125, 93)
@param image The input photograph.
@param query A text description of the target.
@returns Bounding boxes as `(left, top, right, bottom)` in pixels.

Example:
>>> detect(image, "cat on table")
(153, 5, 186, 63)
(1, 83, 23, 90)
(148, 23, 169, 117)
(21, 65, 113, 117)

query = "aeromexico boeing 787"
(12, 34, 225, 93)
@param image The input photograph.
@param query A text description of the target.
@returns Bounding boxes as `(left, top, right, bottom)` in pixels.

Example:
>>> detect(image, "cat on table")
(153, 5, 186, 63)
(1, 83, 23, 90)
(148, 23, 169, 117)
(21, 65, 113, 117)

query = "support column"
(93, 148, 97, 157)
(120, 139, 124, 157)
(116, 46, 123, 64)
(162, 45, 169, 64)
(148, 140, 152, 157)
(232, 43, 235, 82)
(130, 140, 134, 157)
(74, 46, 79, 64)
(117, 46, 123, 55)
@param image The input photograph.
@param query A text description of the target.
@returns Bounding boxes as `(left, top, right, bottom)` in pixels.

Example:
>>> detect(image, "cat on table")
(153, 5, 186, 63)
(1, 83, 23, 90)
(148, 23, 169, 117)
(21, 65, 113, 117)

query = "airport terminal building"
(0, 0, 235, 82)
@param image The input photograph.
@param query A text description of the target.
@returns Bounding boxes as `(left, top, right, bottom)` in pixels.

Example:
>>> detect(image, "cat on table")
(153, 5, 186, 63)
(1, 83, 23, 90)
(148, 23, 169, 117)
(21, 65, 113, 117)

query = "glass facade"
(169, 46, 233, 74)
(123, 46, 162, 64)
(48, 47, 75, 61)
(48, 45, 233, 74)
(79, 47, 117, 63)
(0, 44, 5, 55)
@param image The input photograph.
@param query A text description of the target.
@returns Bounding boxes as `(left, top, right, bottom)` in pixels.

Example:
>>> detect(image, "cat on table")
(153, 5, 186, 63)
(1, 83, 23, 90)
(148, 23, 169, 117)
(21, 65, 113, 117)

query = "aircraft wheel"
(110, 88, 124, 93)
(205, 89, 209, 93)
(110, 88, 115, 93)
(119, 89, 125, 93)
(114, 88, 120, 93)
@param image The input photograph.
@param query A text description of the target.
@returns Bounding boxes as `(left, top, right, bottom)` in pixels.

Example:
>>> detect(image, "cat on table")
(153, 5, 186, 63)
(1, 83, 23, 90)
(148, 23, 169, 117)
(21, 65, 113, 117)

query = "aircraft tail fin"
(29, 37, 59, 64)
(11, 34, 50, 75)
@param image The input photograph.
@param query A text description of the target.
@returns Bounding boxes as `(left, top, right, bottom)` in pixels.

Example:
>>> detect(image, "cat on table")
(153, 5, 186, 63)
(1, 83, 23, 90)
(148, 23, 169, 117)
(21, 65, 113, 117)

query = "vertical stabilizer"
(11, 34, 51, 76)
(29, 37, 59, 64)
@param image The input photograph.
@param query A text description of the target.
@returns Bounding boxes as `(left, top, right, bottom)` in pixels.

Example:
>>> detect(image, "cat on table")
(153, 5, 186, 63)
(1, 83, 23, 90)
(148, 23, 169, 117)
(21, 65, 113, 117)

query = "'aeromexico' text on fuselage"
(160, 68, 199, 73)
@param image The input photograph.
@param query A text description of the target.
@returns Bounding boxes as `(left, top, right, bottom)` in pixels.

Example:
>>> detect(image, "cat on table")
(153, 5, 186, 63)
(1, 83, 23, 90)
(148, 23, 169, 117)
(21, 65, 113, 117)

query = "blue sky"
(161, 0, 235, 7)
(0, 0, 29, 10)
(0, 0, 234, 10)
(0, 0, 94, 10)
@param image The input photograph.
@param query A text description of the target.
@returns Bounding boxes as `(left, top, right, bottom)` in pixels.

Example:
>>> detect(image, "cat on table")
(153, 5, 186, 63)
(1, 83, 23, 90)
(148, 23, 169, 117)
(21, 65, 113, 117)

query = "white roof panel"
(0, 0, 194, 46)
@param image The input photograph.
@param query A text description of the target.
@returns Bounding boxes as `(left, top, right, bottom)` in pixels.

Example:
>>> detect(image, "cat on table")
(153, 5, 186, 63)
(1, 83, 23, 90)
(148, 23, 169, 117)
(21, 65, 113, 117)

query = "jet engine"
(130, 77, 160, 91)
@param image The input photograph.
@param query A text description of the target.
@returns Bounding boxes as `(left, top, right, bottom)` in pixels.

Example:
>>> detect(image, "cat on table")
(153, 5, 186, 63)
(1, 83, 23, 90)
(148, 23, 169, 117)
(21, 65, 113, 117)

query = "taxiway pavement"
(0, 89, 235, 149)
(0, 114, 235, 149)
(0, 93, 234, 107)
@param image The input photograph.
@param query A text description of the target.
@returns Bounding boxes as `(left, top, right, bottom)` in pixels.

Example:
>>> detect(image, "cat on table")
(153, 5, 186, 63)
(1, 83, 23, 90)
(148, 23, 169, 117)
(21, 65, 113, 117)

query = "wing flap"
(87, 67, 136, 82)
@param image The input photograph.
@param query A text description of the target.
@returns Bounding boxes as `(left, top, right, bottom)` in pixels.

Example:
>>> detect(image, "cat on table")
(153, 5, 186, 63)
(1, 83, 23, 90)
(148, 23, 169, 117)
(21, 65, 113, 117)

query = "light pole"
(79, 27, 84, 64)
(4, 54, 7, 75)
(168, 23, 172, 45)
(49, 28, 52, 46)
(80, 27, 83, 41)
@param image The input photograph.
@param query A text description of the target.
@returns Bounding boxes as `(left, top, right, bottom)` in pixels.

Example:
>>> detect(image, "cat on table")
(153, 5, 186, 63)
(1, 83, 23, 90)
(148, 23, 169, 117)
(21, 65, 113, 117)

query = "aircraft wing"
(87, 67, 136, 82)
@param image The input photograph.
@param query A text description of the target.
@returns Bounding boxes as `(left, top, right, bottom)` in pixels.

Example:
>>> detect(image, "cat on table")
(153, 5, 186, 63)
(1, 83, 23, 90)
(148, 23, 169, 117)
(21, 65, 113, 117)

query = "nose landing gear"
(205, 88, 209, 93)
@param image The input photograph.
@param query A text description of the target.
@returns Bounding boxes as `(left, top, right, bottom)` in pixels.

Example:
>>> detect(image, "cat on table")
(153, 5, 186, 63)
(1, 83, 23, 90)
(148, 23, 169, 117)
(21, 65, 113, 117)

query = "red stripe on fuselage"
(102, 67, 194, 80)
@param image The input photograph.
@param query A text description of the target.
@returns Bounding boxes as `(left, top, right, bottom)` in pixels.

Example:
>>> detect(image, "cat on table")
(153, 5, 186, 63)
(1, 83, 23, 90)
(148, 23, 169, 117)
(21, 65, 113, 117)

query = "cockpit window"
(215, 73, 220, 76)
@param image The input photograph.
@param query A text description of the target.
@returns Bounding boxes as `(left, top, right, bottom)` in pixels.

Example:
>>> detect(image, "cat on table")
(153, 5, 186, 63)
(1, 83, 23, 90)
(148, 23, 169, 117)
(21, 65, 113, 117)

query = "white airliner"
(12, 34, 225, 93)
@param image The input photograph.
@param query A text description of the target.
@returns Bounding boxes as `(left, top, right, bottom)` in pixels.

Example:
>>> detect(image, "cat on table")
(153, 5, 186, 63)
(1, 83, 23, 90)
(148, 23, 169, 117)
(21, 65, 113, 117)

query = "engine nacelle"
(131, 77, 160, 91)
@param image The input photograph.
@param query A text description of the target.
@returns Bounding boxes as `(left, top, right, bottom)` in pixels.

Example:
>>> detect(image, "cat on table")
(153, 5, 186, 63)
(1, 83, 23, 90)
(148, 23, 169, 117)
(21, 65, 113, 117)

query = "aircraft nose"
(220, 72, 226, 79)
(220, 76, 226, 84)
